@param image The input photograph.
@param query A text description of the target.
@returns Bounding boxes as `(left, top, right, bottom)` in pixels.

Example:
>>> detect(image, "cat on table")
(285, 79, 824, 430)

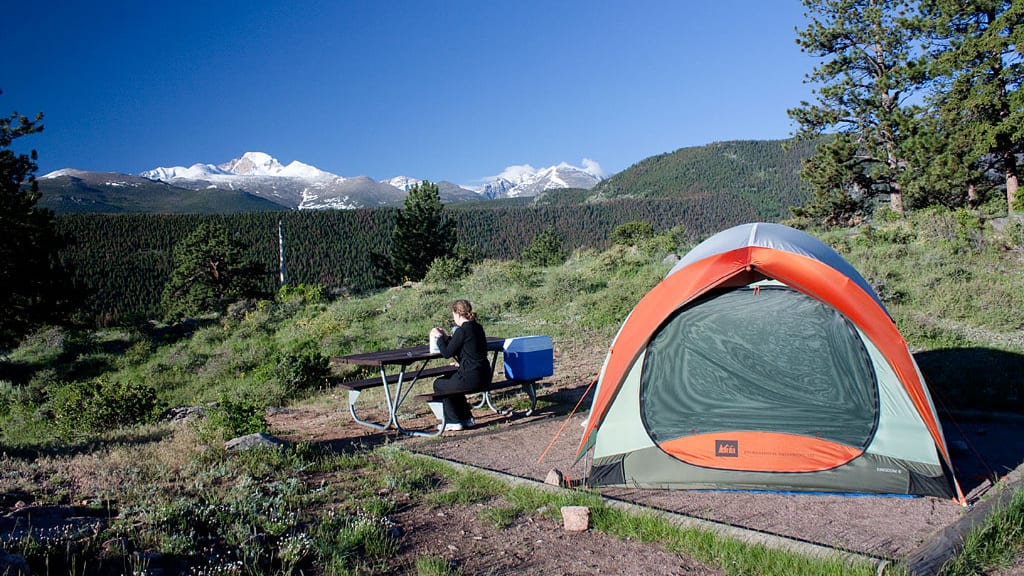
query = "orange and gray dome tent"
(578, 222, 964, 503)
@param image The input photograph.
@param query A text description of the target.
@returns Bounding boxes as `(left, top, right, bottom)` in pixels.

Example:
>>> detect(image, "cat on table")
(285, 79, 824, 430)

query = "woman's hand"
(430, 327, 445, 338)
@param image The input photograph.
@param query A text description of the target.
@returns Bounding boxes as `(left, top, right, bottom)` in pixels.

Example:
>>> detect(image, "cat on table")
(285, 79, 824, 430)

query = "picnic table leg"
(400, 402, 446, 437)
(474, 348, 504, 410)
(479, 391, 512, 415)
(346, 366, 402, 431)
(521, 381, 537, 415)
(395, 361, 447, 437)
(381, 366, 401, 429)
(346, 389, 387, 430)
(478, 380, 538, 415)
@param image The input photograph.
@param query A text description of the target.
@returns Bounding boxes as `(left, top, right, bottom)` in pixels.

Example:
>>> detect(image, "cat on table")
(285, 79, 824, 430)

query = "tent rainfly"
(578, 222, 964, 503)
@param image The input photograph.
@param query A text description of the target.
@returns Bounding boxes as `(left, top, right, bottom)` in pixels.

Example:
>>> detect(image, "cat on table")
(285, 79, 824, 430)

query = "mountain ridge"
(37, 140, 816, 217)
(38, 152, 603, 213)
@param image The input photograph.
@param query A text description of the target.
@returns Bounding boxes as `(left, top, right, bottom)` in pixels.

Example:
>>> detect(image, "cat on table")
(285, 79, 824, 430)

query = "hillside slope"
(566, 139, 819, 220)
(36, 170, 288, 214)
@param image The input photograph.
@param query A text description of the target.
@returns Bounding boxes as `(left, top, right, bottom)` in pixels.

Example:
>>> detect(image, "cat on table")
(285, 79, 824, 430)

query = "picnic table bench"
(414, 377, 539, 433)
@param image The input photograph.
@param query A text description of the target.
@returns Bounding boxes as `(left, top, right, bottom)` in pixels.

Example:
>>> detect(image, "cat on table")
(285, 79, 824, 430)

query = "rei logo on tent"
(715, 440, 739, 457)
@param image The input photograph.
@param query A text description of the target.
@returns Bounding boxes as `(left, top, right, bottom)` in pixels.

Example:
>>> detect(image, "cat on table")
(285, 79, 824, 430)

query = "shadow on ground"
(917, 347, 1024, 493)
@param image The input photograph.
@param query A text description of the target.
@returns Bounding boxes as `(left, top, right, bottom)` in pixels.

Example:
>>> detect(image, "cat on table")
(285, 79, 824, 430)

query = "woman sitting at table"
(430, 299, 490, 431)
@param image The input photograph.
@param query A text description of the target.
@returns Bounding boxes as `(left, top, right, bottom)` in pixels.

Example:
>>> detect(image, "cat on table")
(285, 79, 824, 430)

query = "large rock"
(224, 432, 289, 452)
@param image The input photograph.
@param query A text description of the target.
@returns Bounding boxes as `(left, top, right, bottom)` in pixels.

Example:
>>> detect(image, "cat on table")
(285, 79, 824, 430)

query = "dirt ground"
(268, 340, 1024, 575)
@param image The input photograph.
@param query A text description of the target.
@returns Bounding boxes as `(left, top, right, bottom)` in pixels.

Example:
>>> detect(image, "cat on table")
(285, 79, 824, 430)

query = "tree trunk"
(1008, 173, 1019, 212)
(1006, 152, 1020, 211)
(890, 191, 904, 213)
(885, 143, 905, 214)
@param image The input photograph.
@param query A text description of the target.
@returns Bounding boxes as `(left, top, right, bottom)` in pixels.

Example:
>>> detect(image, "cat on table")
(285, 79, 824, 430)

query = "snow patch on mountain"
(383, 176, 421, 191)
(478, 159, 604, 199)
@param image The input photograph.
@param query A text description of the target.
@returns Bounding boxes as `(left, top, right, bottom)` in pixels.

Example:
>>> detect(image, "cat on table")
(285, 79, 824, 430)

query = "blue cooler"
(502, 336, 554, 381)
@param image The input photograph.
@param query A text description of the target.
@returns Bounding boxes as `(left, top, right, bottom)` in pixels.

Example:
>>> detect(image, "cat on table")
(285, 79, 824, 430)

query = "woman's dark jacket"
(437, 320, 491, 388)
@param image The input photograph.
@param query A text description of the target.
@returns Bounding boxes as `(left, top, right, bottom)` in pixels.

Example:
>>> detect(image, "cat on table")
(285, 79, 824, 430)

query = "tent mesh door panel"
(641, 286, 878, 448)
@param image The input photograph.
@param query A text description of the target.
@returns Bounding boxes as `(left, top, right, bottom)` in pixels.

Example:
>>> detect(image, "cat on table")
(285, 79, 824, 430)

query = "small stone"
(544, 468, 564, 486)
(561, 506, 590, 532)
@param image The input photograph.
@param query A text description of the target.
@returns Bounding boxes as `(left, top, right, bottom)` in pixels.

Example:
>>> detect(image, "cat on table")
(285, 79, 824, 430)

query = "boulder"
(224, 432, 289, 452)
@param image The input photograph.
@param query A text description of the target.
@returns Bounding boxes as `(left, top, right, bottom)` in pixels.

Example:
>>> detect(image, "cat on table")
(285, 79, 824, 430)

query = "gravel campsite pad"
(269, 361, 1024, 573)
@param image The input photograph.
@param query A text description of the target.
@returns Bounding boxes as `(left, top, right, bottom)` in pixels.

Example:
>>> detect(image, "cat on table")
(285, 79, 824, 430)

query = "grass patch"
(940, 487, 1024, 575)
(416, 555, 464, 576)
(387, 452, 884, 576)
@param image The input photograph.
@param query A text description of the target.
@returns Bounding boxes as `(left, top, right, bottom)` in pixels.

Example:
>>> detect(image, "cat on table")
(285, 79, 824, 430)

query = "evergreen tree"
(611, 221, 656, 245)
(522, 227, 568, 267)
(161, 222, 267, 320)
(919, 0, 1023, 211)
(791, 134, 874, 225)
(898, 114, 992, 209)
(789, 0, 927, 217)
(0, 101, 76, 349)
(389, 181, 455, 282)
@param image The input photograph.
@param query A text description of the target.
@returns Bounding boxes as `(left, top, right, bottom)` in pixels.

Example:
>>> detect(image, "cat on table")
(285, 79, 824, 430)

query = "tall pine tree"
(161, 222, 267, 320)
(388, 181, 455, 283)
(920, 0, 1023, 211)
(0, 101, 76, 349)
(789, 0, 927, 219)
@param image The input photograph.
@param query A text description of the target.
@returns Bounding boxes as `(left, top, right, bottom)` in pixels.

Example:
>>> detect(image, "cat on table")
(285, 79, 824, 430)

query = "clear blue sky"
(5, 1, 813, 187)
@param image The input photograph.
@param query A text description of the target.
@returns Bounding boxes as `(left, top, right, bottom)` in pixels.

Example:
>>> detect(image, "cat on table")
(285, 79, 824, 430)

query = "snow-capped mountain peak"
(217, 151, 285, 176)
(382, 176, 422, 191)
(279, 160, 332, 180)
(43, 168, 80, 179)
(478, 159, 603, 199)
(133, 152, 602, 208)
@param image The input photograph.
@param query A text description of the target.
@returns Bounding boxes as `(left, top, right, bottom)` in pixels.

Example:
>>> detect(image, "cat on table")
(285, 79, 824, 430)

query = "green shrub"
(48, 378, 159, 439)
(275, 344, 330, 391)
(120, 339, 155, 367)
(545, 270, 607, 304)
(611, 220, 655, 245)
(424, 255, 471, 284)
(505, 262, 542, 288)
(912, 206, 984, 253)
(522, 228, 567, 267)
(862, 224, 915, 245)
(278, 283, 324, 305)
(25, 368, 60, 404)
(0, 381, 16, 417)
(996, 218, 1024, 249)
(203, 395, 268, 440)
(873, 204, 904, 223)
(6, 326, 72, 365)
(580, 283, 642, 329)
(0, 398, 53, 448)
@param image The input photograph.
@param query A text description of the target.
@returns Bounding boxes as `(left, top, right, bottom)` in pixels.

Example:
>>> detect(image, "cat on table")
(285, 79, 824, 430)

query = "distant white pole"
(278, 219, 285, 286)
